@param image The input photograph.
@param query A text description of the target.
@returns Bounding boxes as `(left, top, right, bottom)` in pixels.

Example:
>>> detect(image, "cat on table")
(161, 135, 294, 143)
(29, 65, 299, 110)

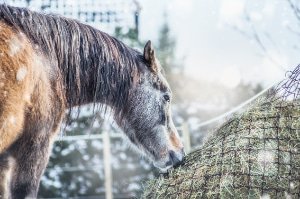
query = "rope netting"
(143, 65, 300, 199)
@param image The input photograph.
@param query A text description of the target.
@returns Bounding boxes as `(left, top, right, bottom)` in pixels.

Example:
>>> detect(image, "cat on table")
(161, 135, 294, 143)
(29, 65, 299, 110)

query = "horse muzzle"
(154, 147, 185, 172)
(166, 148, 185, 167)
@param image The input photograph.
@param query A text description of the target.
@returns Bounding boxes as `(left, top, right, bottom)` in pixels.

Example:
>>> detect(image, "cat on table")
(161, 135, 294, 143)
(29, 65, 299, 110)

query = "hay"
(143, 66, 300, 198)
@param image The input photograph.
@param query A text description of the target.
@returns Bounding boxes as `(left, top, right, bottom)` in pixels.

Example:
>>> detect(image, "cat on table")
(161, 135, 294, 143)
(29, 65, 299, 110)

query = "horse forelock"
(0, 4, 143, 119)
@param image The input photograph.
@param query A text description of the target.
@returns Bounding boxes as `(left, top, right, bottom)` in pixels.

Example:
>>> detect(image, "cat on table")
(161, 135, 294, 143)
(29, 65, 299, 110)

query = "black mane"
(0, 4, 143, 115)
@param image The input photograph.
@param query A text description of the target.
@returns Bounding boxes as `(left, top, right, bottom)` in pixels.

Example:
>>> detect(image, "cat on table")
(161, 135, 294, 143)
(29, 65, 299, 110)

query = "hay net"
(143, 65, 300, 199)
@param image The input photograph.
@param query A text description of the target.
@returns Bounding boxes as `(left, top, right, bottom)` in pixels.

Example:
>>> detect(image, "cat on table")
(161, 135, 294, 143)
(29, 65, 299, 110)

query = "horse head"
(117, 41, 185, 172)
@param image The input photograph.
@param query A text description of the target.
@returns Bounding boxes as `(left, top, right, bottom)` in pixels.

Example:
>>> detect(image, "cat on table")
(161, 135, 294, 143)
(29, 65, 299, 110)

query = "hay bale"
(143, 97, 300, 198)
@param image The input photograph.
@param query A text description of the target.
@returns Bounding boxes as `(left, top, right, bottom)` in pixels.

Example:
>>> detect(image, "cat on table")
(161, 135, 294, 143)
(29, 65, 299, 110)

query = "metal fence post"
(103, 131, 113, 199)
(181, 122, 191, 153)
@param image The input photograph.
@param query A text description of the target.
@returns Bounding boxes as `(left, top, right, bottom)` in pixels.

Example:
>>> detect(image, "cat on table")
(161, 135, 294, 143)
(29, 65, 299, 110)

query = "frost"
(24, 94, 30, 101)
(9, 36, 23, 56)
(0, 72, 5, 79)
(257, 150, 274, 167)
(8, 115, 16, 125)
(260, 194, 270, 199)
(290, 182, 295, 189)
(16, 67, 27, 81)
(285, 192, 292, 199)
(220, 174, 234, 194)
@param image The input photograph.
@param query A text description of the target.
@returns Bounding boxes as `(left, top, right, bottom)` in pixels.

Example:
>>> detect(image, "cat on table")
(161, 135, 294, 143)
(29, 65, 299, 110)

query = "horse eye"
(164, 95, 170, 102)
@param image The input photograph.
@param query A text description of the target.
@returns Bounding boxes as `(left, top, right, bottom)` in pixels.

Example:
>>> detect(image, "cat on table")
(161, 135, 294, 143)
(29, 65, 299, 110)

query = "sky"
(138, 0, 300, 88)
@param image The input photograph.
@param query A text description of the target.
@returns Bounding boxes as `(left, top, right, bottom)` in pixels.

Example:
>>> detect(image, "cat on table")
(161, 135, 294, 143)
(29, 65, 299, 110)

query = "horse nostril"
(169, 150, 183, 167)
(165, 160, 172, 167)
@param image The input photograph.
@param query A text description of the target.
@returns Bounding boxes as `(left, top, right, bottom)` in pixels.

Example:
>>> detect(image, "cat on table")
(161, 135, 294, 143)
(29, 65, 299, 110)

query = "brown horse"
(0, 4, 184, 199)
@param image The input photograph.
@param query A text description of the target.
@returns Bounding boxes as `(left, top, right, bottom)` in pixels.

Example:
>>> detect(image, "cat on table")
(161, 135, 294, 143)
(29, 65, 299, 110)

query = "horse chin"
(153, 158, 173, 173)
(154, 163, 173, 173)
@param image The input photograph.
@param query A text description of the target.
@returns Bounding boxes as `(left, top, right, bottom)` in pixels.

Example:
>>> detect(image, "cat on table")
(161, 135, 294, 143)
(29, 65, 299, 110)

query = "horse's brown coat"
(0, 22, 61, 152)
(0, 22, 33, 153)
(0, 21, 66, 198)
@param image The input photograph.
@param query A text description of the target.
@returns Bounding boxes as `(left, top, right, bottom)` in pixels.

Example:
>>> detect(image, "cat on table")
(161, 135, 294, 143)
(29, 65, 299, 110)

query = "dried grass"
(143, 97, 300, 199)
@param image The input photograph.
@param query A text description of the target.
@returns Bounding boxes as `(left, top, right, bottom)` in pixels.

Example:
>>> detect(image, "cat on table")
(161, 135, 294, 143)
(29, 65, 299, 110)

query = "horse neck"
(60, 32, 140, 111)
(0, 5, 139, 109)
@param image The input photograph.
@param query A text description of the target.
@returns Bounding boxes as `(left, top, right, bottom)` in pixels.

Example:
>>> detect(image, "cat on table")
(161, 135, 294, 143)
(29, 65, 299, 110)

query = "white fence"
(53, 124, 190, 199)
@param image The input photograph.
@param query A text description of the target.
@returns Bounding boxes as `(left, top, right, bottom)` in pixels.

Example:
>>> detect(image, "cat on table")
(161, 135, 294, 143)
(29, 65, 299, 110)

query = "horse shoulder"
(0, 21, 63, 152)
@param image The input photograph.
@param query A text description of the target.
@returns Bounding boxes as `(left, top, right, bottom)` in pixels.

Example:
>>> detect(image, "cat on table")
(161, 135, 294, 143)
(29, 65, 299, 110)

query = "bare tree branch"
(287, 0, 300, 25)
(227, 6, 289, 71)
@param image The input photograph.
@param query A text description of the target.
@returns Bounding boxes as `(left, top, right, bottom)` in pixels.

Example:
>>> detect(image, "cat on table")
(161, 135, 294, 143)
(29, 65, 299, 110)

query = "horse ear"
(144, 40, 158, 73)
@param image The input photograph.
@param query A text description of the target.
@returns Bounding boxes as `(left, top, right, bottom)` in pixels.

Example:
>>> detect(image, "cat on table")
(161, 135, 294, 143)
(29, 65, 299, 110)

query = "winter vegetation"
(143, 90, 300, 198)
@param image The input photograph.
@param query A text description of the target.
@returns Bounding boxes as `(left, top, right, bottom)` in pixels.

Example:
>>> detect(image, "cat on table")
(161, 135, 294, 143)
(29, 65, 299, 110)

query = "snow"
(24, 94, 30, 101)
(9, 36, 23, 56)
(8, 115, 16, 125)
(257, 150, 274, 167)
(3, 91, 7, 97)
(16, 67, 27, 82)
(260, 194, 270, 199)
(290, 182, 295, 189)
(285, 192, 292, 199)
(128, 183, 140, 191)
(220, 174, 233, 189)
(0, 72, 5, 79)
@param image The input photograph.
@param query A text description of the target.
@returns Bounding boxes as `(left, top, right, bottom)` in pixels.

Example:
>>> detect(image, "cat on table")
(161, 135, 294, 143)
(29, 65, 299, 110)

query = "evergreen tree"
(114, 26, 142, 48)
(157, 19, 177, 75)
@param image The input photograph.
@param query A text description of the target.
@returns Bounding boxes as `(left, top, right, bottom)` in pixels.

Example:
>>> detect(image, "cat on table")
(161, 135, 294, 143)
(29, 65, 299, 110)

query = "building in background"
(1, 0, 141, 35)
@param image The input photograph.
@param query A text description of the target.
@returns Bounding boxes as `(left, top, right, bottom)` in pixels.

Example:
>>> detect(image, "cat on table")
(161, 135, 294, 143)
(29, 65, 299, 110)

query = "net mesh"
(143, 65, 300, 199)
